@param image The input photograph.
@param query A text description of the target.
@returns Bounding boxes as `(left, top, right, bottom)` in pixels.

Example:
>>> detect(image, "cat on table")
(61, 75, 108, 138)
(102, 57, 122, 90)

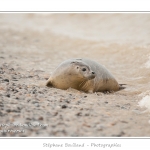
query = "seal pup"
(46, 58, 120, 93)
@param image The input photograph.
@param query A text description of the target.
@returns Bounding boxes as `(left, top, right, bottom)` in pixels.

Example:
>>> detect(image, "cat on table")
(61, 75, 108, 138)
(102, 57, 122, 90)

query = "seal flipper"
(87, 89, 94, 93)
(46, 77, 53, 87)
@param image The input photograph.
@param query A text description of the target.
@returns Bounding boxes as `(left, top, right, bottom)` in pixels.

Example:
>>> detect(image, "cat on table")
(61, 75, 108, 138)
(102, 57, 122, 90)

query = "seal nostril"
(92, 72, 95, 74)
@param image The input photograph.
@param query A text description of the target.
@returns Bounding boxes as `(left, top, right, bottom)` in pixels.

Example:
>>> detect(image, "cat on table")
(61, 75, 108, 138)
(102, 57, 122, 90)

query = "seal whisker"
(83, 81, 89, 90)
(79, 81, 84, 87)
(82, 80, 87, 88)
(79, 80, 86, 87)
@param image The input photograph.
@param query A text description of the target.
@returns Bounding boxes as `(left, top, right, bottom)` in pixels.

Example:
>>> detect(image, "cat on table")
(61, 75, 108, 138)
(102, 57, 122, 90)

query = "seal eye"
(82, 68, 86, 71)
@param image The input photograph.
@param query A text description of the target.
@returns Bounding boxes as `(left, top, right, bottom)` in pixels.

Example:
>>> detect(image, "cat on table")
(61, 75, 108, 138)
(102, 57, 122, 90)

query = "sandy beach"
(0, 13, 150, 137)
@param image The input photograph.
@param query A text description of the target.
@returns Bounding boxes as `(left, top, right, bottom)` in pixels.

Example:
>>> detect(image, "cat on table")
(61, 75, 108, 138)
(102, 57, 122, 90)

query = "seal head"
(46, 60, 95, 91)
(70, 61, 95, 80)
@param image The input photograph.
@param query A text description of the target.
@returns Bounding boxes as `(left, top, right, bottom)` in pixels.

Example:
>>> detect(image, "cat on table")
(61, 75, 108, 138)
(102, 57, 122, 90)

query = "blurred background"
(0, 13, 150, 90)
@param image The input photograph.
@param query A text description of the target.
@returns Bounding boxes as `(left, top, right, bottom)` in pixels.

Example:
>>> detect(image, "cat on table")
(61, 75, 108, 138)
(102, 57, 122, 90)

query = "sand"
(0, 13, 150, 137)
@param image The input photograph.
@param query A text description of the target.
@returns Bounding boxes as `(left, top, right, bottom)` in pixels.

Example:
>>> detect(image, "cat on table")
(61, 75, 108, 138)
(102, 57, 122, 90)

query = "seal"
(46, 58, 120, 93)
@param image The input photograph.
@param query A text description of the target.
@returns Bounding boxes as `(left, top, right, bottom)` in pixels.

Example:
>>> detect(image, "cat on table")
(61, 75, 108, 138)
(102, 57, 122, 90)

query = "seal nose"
(88, 71, 95, 80)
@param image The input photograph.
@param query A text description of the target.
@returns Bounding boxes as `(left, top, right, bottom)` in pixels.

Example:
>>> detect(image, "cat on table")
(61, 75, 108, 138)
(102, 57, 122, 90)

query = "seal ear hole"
(76, 66, 79, 69)
(82, 68, 86, 71)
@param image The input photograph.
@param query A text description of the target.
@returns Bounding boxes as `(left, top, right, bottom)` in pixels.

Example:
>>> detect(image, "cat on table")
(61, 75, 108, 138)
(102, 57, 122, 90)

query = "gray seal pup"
(46, 58, 120, 93)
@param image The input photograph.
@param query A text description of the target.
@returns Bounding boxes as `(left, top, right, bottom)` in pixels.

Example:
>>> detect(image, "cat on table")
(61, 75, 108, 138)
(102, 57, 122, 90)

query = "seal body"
(46, 58, 120, 93)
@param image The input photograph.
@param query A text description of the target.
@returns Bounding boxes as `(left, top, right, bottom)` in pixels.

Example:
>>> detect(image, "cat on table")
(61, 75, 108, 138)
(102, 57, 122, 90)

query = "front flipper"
(87, 89, 94, 93)
(46, 77, 53, 87)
